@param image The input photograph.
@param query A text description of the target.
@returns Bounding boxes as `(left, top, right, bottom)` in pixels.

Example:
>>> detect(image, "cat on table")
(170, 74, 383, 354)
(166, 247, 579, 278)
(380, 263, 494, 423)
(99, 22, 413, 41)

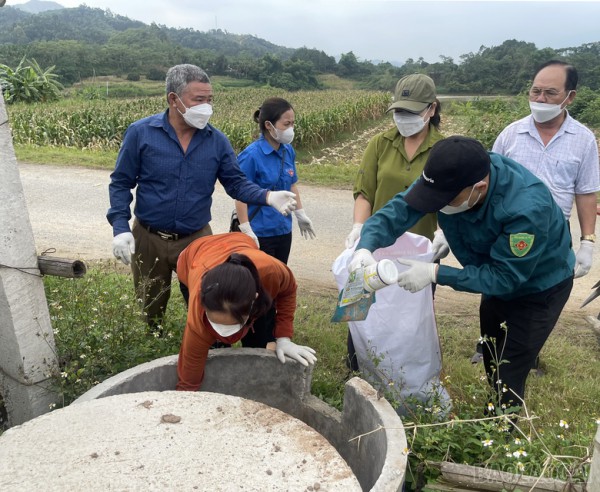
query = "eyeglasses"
(529, 87, 565, 98)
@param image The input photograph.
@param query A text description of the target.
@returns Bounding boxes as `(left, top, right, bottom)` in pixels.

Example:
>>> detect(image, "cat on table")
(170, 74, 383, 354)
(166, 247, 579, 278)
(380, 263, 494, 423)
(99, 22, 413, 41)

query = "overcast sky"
(7, 0, 600, 65)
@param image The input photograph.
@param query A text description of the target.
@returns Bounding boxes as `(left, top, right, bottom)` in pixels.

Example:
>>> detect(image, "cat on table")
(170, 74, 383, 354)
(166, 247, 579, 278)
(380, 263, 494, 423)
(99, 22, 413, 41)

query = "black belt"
(139, 222, 190, 241)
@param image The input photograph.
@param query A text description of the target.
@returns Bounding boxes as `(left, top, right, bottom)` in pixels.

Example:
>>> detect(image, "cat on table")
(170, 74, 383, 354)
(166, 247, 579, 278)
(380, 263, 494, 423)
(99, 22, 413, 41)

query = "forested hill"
(0, 5, 294, 58)
(1, 5, 147, 44)
(1, 4, 600, 93)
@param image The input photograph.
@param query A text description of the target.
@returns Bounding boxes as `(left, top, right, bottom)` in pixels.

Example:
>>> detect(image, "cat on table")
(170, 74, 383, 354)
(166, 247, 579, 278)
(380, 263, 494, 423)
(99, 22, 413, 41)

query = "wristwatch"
(580, 234, 596, 242)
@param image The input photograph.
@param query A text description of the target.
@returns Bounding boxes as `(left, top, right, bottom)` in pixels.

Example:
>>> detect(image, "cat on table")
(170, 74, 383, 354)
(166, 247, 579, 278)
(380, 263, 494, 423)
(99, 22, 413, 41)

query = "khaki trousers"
(131, 219, 211, 328)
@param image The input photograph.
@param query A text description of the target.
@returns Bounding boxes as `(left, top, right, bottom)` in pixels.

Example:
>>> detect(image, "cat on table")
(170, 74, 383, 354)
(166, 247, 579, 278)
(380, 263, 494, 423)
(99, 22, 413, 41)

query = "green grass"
(66, 76, 166, 99)
(211, 75, 262, 89)
(316, 73, 361, 90)
(15, 144, 117, 169)
(295, 159, 357, 188)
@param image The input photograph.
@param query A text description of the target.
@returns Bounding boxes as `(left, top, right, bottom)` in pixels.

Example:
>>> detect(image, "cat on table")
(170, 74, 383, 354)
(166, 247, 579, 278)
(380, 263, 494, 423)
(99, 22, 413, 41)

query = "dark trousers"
(479, 276, 573, 410)
(243, 306, 277, 347)
(257, 232, 292, 265)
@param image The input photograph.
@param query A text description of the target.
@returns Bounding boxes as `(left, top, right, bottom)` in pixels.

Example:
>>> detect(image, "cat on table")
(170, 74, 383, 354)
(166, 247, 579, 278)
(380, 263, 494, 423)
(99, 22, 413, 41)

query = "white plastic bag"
(332, 232, 451, 416)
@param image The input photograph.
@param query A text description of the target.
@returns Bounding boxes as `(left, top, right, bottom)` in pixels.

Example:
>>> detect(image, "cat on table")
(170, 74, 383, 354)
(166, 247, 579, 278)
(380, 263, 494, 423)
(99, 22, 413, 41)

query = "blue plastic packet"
(331, 267, 376, 322)
(331, 289, 375, 322)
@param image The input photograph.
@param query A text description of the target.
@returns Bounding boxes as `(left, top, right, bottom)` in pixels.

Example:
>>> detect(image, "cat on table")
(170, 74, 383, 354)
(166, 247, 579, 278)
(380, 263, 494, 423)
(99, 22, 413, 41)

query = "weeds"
(43, 262, 185, 405)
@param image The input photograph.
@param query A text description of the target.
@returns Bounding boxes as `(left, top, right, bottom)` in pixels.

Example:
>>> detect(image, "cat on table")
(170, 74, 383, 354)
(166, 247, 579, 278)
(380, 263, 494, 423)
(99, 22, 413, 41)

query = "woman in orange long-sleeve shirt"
(176, 232, 317, 391)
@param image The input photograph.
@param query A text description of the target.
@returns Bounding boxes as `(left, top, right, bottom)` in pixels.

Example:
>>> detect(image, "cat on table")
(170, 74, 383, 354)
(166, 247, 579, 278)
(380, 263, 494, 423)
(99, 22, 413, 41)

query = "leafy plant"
(448, 96, 529, 150)
(0, 57, 64, 104)
(570, 86, 600, 127)
(396, 315, 599, 491)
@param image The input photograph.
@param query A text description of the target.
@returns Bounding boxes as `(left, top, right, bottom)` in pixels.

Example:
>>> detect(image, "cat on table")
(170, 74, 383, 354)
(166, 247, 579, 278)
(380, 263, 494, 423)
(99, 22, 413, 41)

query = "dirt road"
(17, 162, 354, 289)
(17, 162, 600, 321)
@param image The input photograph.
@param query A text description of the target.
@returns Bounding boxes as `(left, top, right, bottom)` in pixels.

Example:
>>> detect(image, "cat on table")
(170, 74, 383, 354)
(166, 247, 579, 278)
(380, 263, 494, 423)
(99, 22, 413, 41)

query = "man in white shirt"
(493, 60, 599, 277)
(470, 60, 600, 365)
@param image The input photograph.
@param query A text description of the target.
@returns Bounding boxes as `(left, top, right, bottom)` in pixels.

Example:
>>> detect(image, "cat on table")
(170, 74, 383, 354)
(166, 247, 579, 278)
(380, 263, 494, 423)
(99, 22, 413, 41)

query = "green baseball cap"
(387, 74, 437, 113)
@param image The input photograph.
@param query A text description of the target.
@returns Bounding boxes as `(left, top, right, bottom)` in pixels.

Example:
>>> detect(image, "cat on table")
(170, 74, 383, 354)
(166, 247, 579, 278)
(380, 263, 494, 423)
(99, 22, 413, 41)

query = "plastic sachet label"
(331, 266, 376, 323)
(339, 266, 369, 306)
(331, 290, 375, 322)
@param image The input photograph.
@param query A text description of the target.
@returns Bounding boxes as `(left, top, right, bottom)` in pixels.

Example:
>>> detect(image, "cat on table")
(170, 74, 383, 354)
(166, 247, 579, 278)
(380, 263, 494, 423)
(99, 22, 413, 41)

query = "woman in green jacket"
(344, 74, 445, 372)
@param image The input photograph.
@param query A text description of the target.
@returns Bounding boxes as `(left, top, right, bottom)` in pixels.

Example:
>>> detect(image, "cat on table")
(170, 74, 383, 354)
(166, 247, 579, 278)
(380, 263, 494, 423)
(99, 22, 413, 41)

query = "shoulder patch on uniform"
(510, 233, 535, 257)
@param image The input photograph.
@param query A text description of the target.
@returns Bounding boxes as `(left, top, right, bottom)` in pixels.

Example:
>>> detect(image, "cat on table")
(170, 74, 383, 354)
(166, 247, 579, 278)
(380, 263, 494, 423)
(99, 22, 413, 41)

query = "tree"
(337, 51, 361, 77)
(292, 47, 336, 73)
(277, 59, 320, 90)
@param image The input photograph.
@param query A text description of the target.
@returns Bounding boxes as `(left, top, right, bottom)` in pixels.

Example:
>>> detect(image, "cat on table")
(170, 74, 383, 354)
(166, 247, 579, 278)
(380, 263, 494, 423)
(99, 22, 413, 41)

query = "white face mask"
(176, 96, 213, 129)
(268, 123, 294, 144)
(393, 110, 430, 137)
(207, 319, 243, 337)
(440, 185, 481, 215)
(207, 312, 250, 337)
(529, 92, 571, 123)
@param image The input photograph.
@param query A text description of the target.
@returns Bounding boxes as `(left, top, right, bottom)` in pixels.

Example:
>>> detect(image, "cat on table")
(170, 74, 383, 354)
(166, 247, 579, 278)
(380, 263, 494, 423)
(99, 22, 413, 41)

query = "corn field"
(7, 88, 390, 153)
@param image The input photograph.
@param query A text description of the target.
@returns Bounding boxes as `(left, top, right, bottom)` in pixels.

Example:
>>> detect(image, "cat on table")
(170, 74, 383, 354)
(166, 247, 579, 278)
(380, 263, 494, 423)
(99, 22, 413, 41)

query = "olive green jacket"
(353, 125, 444, 240)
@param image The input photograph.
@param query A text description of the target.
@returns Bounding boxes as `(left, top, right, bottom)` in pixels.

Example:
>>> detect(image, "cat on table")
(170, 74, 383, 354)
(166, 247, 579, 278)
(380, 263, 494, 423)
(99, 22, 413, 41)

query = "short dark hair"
(254, 97, 294, 133)
(201, 254, 272, 323)
(534, 60, 578, 91)
(430, 99, 442, 129)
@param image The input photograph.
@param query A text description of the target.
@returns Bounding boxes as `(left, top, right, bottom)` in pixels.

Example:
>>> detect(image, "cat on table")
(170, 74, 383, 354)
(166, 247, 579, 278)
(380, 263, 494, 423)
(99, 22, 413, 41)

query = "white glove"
(345, 223, 363, 249)
(267, 190, 297, 216)
(294, 209, 316, 239)
(275, 337, 317, 366)
(574, 240, 594, 278)
(348, 248, 376, 273)
(431, 229, 450, 261)
(396, 258, 437, 293)
(238, 221, 259, 247)
(112, 232, 135, 266)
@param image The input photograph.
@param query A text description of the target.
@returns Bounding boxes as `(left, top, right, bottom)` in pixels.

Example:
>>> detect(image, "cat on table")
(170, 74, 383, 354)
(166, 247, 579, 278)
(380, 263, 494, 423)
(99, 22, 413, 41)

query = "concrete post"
(588, 425, 600, 489)
(0, 92, 59, 426)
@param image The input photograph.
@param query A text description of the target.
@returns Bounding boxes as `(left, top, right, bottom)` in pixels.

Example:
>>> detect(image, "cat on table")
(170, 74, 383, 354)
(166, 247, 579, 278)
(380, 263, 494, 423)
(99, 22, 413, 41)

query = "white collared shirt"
(493, 112, 600, 219)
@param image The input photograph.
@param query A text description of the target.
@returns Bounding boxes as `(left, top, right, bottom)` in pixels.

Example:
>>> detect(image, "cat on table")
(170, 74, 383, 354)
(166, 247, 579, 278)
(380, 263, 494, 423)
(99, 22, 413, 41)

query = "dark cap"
(404, 136, 491, 213)
(387, 74, 437, 113)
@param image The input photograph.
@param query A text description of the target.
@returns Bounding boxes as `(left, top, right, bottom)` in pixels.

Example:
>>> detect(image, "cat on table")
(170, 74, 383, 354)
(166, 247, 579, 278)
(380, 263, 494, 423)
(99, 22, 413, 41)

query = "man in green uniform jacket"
(350, 136, 575, 413)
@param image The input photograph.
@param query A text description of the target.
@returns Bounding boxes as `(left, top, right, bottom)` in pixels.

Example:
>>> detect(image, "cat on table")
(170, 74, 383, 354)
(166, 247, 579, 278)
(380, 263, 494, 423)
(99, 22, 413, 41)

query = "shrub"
(146, 67, 166, 81)
(451, 96, 529, 150)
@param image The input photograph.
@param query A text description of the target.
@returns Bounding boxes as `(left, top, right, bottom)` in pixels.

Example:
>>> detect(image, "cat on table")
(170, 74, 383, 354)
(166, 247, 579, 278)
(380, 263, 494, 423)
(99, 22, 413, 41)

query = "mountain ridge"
(14, 0, 63, 14)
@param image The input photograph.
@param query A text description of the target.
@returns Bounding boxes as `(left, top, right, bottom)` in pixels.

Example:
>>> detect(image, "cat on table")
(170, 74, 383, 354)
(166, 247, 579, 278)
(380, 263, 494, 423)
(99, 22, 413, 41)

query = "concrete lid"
(0, 391, 360, 491)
